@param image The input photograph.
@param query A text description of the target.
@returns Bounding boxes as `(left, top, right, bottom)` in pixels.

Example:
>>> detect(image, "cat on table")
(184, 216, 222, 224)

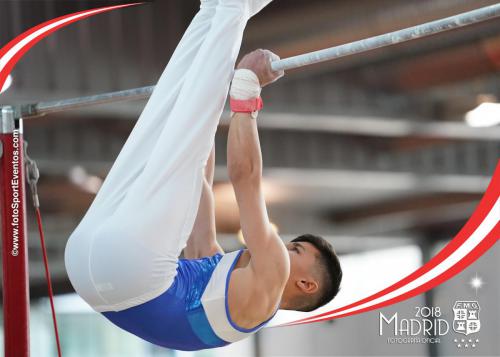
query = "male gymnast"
(65, 0, 342, 351)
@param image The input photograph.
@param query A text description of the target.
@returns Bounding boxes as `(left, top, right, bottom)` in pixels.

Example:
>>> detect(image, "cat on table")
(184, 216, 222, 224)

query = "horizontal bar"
(271, 3, 500, 71)
(19, 86, 155, 119)
(13, 3, 500, 119)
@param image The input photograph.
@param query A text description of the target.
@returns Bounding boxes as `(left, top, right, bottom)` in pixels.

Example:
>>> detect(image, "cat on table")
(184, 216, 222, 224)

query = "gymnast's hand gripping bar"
(13, 3, 500, 119)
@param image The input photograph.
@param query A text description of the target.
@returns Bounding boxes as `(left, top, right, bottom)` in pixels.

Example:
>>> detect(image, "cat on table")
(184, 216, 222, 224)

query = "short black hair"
(291, 234, 342, 312)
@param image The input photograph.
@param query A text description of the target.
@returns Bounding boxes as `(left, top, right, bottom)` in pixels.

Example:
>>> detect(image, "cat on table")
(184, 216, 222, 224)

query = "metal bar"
(14, 3, 500, 118)
(271, 3, 500, 71)
(1, 107, 30, 357)
(20, 85, 155, 118)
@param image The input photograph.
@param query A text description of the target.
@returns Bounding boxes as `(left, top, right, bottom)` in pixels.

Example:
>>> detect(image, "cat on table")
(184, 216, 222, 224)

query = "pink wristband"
(230, 97, 264, 113)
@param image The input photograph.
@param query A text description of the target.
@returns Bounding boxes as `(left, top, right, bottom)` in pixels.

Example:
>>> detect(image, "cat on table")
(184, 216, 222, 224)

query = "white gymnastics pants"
(65, 0, 259, 312)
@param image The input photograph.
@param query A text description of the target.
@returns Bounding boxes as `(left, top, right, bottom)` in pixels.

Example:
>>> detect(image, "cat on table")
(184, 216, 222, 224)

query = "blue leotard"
(101, 250, 276, 351)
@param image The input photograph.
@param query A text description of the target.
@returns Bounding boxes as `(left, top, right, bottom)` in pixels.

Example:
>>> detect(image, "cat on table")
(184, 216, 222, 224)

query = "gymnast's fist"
(237, 49, 284, 87)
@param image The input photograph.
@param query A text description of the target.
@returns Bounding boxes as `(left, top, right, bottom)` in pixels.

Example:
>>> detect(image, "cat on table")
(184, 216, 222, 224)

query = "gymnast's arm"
(184, 146, 224, 259)
(227, 50, 289, 298)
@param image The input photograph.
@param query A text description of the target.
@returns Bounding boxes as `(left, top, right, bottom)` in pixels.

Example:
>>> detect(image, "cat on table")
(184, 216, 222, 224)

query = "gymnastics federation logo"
(453, 301, 480, 336)
(379, 300, 484, 347)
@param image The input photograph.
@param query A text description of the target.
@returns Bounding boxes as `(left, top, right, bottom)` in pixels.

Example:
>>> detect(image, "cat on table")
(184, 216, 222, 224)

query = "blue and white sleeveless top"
(101, 250, 276, 351)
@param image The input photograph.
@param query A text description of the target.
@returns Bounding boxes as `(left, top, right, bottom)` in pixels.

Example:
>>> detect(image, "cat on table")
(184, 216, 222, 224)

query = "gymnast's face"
(285, 241, 320, 296)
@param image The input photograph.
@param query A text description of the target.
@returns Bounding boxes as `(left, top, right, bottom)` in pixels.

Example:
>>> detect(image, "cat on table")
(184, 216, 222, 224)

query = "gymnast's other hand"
(237, 49, 284, 87)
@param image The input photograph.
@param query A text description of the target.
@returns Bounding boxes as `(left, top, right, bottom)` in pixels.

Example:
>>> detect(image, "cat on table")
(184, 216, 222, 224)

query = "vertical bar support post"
(1, 106, 30, 357)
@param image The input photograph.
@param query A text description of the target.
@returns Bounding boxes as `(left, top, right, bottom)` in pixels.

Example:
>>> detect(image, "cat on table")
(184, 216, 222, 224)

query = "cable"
(24, 141, 62, 357)
(35, 208, 63, 357)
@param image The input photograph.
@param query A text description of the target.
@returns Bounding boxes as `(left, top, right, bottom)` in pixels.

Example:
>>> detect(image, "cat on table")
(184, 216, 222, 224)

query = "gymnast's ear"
(296, 278, 319, 295)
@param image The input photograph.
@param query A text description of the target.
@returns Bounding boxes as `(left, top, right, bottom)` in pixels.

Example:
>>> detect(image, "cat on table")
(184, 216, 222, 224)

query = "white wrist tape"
(230, 69, 261, 100)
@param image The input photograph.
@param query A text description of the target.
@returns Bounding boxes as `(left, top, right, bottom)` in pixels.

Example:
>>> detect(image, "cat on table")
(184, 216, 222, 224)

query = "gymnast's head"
(281, 234, 342, 312)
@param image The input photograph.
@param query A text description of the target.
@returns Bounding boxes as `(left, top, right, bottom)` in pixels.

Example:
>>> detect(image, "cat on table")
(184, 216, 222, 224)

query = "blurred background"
(0, 0, 499, 356)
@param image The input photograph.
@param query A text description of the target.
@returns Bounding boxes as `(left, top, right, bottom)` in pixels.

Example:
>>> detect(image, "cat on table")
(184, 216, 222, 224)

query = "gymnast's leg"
(79, 0, 220, 222)
(65, 0, 220, 309)
(81, 0, 274, 312)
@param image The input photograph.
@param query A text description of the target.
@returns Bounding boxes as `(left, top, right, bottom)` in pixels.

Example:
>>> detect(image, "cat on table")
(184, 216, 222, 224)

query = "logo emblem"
(453, 301, 480, 335)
